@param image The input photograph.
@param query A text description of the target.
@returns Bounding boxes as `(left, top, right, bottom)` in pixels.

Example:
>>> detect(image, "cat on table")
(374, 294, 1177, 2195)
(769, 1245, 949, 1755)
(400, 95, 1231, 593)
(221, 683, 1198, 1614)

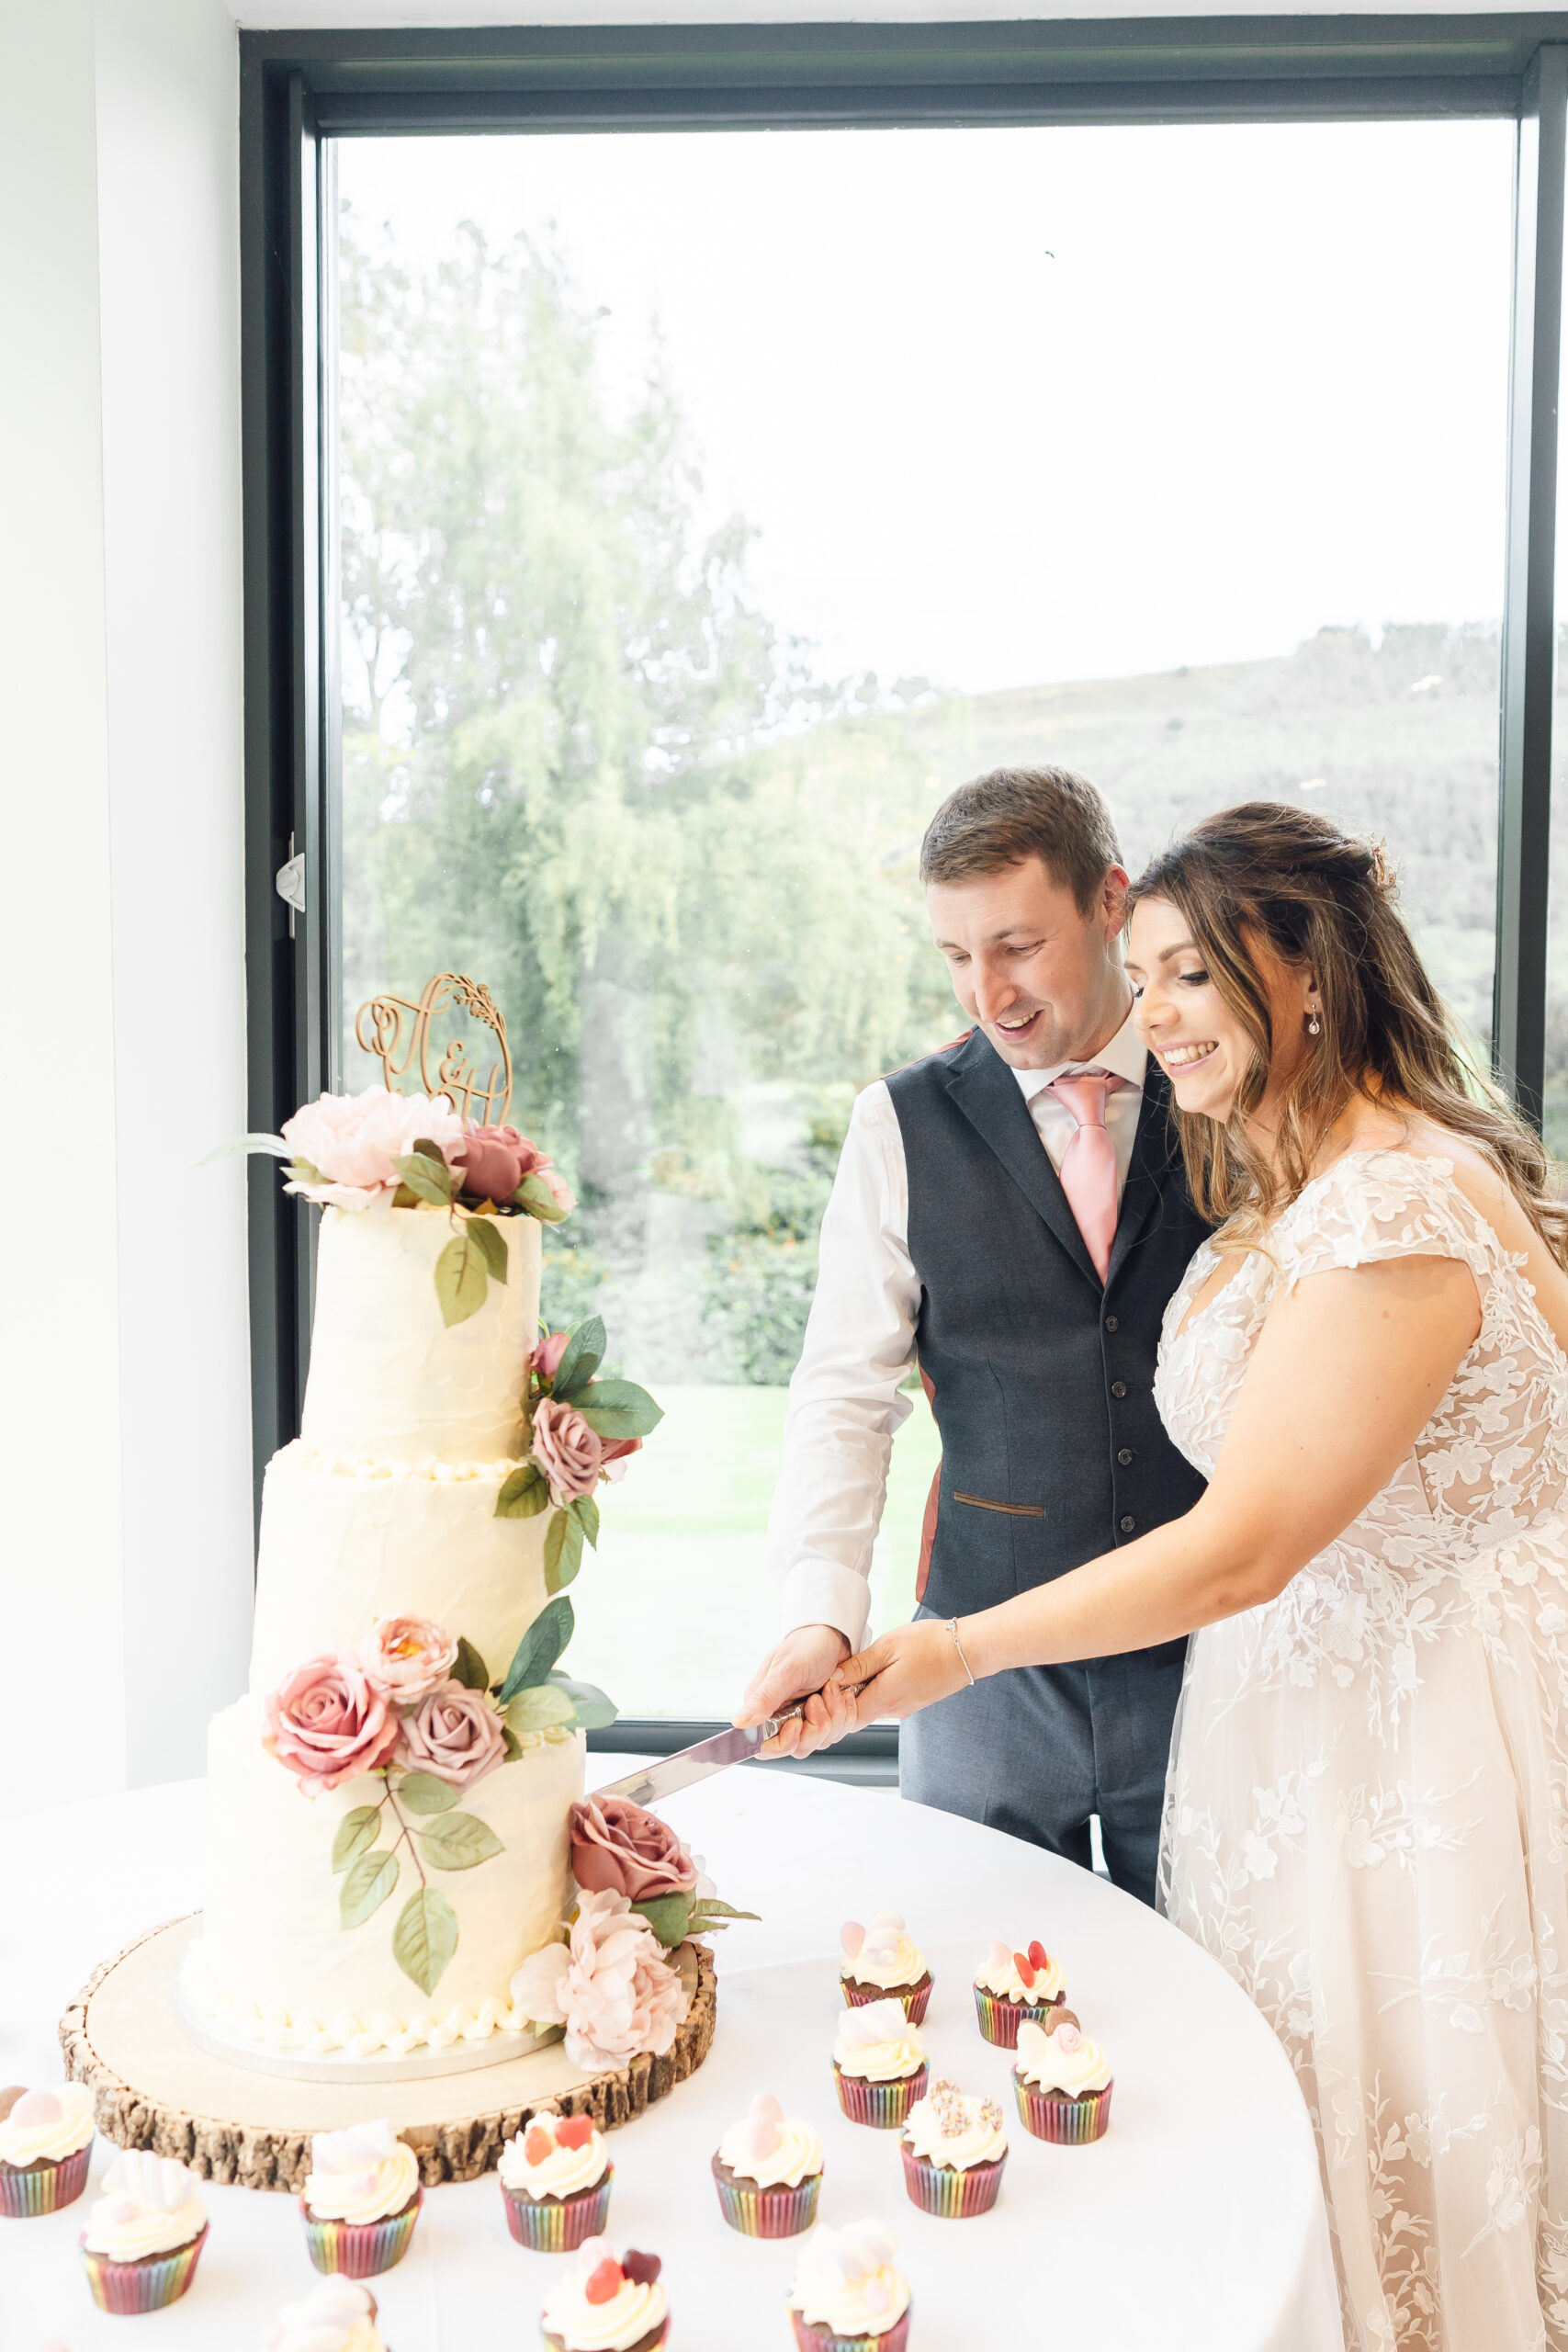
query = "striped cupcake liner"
(833, 2063, 928, 2131)
(711, 2154, 821, 2238)
(971, 1984, 1061, 2049)
(502, 2167, 612, 2251)
(899, 2140, 1006, 2218)
(302, 2185, 423, 2276)
(1012, 2075, 1112, 2143)
(789, 2299, 912, 2352)
(544, 2324, 669, 2351)
(841, 1977, 932, 2028)
(2, 2142, 91, 2218)
(80, 2222, 209, 2313)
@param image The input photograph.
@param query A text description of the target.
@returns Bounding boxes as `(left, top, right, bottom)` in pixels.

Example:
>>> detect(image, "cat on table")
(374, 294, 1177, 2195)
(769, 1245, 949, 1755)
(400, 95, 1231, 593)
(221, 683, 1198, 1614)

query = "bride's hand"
(830, 1620, 972, 1729)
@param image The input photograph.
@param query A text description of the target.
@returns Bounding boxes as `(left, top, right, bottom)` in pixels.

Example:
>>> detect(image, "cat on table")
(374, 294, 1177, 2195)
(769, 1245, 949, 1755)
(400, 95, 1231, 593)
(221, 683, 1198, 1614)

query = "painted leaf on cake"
(339, 1849, 400, 1929)
(397, 1771, 459, 1815)
(572, 1379, 664, 1441)
(495, 1461, 550, 1520)
(506, 1683, 577, 1734)
(549, 1316, 605, 1402)
(434, 1228, 491, 1327)
(545, 1509, 584, 1595)
(497, 1595, 575, 1705)
(393, 1886, 459, 1996)
(331, 1806, 382, 1875)
(418, 1811, 504, 1871)
(467, 1215, 508, 1283)
(451, 1636, 490, 1691)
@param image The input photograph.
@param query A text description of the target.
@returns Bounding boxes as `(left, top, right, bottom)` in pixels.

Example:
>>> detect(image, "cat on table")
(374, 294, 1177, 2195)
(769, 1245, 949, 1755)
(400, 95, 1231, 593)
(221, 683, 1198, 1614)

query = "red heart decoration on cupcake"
(584, 2258, 625, 2305)
(623, 2250, 662, 2286)
(558, 2115, 595, 2151)
(524, 2123, 553, 2165)
(1014, 1949, 1037, 1988)
(1028, 1939, 1048, 1972)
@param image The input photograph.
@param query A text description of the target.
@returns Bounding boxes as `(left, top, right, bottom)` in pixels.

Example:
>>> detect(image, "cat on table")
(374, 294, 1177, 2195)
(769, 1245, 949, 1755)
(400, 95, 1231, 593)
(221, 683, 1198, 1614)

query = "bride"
(812, 802, 1568, 2351)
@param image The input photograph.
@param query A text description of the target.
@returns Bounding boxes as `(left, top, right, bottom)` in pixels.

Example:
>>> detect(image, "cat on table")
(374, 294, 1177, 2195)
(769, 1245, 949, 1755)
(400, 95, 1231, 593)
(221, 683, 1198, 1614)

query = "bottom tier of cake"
(181, 1701, 583, 2064)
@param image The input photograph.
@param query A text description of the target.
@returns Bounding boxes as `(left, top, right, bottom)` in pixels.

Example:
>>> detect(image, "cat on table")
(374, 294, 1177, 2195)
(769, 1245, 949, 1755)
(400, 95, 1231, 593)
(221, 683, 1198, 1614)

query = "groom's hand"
(733, 1624, 852, 1759)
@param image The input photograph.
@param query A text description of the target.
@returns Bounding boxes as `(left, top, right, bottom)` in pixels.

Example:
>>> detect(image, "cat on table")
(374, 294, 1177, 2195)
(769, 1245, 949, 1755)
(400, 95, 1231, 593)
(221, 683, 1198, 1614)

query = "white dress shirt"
(768, 1008, 1147, 1647)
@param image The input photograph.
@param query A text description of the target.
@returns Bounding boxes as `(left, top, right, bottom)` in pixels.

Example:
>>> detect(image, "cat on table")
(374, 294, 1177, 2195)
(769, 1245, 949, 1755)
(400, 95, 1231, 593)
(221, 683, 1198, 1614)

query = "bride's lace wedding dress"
(1156, 1150, 1568, 2352)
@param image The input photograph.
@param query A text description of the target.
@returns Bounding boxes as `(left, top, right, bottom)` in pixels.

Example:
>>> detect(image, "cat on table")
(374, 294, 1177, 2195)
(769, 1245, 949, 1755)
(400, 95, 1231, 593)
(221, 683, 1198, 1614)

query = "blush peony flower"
(530, 1331, 571, 1385)
(281, 1089, 467, 1212)
(452, 1124, 548, 1203)
(398, 1679, 508, 1789)
(570, 1797, 698, 1903)
(264, 1656, 401, 1794)
(356, 1615, 457, 1703)
(530, 1398, 604, 1502)
(511, 1892, 689, 2070)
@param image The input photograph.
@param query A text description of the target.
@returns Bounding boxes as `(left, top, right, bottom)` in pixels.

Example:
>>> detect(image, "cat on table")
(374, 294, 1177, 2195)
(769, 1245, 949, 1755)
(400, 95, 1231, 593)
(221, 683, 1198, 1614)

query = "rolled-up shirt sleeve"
(767, 1080, 920, 1649)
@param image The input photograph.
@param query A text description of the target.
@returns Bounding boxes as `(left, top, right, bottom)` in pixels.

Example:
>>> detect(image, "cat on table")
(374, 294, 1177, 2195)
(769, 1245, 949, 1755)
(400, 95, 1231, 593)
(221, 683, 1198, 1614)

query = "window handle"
(276, 835, 306, 935)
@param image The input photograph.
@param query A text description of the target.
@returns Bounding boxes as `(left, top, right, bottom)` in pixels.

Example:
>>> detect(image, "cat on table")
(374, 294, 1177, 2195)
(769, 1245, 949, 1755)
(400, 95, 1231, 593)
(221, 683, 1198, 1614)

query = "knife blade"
(592, 1681, 869, 1809)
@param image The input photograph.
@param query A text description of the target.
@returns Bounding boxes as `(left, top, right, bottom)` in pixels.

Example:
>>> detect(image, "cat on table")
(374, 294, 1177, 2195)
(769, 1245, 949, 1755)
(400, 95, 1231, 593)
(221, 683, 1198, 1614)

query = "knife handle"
(759, 1679, 869, 1742)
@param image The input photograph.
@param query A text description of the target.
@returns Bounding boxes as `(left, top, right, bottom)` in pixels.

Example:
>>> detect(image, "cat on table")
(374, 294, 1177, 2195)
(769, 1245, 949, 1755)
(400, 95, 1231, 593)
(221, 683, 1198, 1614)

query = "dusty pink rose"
(356, 1615, 457, 1703)
(453, 1124, 547, 1204)
(265, 1656, 401, 1794)
(598, 1434, 642, 1486)
(530, 1331, 571, 1385)
(570, 1797, 697, 1902)
(398, 1679, 507, 1789)
(530, 1397, 604, 1502)
(510, 1891, 689, 2069)
(281, 1089, 466, 1212)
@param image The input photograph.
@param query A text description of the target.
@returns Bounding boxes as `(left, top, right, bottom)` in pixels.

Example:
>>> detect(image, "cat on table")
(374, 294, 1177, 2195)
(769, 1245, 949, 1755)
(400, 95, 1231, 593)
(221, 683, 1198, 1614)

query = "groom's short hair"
(919, 764, 1122, 915)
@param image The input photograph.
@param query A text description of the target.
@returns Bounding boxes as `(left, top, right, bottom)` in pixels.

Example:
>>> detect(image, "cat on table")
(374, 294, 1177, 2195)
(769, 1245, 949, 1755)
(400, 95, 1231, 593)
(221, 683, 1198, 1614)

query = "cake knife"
(594, 1686, 867, 1810)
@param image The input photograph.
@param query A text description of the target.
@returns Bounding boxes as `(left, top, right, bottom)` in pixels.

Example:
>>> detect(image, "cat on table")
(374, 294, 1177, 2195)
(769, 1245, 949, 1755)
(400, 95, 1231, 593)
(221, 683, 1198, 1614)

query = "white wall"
(0, 0, 251, 1816)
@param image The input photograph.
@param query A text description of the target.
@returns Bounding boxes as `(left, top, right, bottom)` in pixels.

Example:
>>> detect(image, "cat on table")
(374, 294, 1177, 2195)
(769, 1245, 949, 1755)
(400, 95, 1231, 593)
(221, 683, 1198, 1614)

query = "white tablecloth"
(5, 1763, 1340, 2351)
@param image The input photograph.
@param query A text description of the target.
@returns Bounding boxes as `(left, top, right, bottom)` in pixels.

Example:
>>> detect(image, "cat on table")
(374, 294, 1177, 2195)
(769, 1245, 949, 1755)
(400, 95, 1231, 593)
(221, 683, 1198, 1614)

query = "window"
(243, 25, 1568, 1747)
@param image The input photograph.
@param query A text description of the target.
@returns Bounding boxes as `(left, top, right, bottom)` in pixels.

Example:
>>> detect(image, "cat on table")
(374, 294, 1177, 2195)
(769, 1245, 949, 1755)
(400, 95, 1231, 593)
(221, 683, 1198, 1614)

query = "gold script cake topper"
(354, 972, 513, 1124)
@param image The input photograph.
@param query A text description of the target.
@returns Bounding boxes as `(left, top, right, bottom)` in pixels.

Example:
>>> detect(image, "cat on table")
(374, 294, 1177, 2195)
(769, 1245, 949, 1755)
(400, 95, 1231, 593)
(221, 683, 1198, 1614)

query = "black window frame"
(241, 16, 1568, 1774)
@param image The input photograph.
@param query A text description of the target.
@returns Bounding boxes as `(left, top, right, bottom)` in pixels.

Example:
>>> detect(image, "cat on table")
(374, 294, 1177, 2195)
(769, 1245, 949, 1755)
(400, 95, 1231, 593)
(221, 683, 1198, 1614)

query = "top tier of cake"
(299, 1205, 539, 1466)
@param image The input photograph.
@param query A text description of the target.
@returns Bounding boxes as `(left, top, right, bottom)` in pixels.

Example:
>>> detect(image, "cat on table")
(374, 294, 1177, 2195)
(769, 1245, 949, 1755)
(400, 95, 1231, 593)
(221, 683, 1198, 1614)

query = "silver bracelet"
(947, 1618, 976, 1687)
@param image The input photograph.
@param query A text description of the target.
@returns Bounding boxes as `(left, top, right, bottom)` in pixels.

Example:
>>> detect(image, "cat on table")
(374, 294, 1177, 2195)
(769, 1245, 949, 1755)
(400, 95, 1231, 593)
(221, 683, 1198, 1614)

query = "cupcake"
(899, 2079, 1008, 2218)
(788, 2217, 911, 2352)
(839, 1913, 932, 2025)
(499, 2109, 612, 2251)
(0, 2083, 95, 2217)
(712, 2092, 824, 2237)
(971, 1939, 1066, 2047)
(300, 2120, 423, 2278)
(1012, 2010, 1112, 2143)
(78, 2152, 208, 2315)
(541, 2236, 667, 2351)
(266, 2278, 387, 2351)
(832, 1997, 929, 2130)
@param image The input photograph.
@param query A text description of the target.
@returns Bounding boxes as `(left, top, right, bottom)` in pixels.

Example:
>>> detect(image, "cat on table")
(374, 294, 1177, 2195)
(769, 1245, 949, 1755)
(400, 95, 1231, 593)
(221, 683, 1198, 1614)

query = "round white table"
(6, 1762, 1340, 2352)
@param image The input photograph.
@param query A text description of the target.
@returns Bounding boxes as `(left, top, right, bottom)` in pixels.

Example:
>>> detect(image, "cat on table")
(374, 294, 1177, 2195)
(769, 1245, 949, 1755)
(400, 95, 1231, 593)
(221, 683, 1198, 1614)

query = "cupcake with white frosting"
(840, 1913, 932, 2025)
(899, 2078, 1008, 2218)
(1012, 2009, 1112, 2143)
(971, 1938, 1066, 2046)
(78, 2152, 209, 2315)
(0, 2082, 95, 2217)
(788, 2217, 910, 2352)
(712, 2091, 823, 2237)
(540, 2235, 668, 2351)
(300, 2120, 422, 2278)
(832, 1996, 929, 2131)
(265, 2278, 387, 2351)
(498, 2109, 612, 2252)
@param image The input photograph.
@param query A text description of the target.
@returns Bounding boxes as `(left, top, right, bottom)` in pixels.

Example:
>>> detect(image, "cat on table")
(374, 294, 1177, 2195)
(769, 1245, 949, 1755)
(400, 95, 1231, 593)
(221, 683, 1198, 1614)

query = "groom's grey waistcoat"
(886, 1027, 1208, 1646)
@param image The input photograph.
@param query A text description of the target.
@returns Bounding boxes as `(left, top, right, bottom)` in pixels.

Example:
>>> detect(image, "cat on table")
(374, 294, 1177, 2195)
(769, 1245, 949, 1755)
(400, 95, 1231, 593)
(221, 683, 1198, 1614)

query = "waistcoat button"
(1120, 1514, 1136, 1532)
(1104, 1315, 1120, 1331)
(1111, 1380, 1127, 1398)
(1118, 1448, 1134, 1465)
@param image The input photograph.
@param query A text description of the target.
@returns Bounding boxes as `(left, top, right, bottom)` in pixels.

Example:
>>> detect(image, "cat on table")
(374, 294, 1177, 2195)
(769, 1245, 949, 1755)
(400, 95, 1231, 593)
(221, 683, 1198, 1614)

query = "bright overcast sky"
(340, 120, 1515, 697)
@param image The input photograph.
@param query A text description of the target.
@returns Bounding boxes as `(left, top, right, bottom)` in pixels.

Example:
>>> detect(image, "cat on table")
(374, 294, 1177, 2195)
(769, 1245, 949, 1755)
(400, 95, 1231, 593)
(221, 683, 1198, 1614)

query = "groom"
(734, 764, 1210, 1903)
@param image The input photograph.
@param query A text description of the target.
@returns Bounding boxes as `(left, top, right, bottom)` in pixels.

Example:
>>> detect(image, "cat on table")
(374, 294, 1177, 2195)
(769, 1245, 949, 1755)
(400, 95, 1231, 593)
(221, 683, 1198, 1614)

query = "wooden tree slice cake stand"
(59, 1915, 716, 2192)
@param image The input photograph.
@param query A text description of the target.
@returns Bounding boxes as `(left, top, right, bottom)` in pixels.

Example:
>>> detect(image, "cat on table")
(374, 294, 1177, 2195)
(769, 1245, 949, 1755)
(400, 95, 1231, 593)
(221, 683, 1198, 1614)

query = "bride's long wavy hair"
(1124, 801, 1568, 1264)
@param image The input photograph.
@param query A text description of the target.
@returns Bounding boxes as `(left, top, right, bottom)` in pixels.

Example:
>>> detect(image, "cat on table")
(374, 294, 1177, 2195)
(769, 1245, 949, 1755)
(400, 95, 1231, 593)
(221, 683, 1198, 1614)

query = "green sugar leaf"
(331, 1806, 381, 1875)
(495, 1461, 549, 1520)
(339, 1849, 399, 1930)
(687, 1899, 761, 1927)
(544, 1509, 584, 1595)
(501, 1724, 522, 1760)
(505, 1683, 578, 1734)
(392, 1886, 458, 1996)
(497, 1594, 575, 1705)
(550, 1317, 605, 1402)
(418, 1810, 504, 1872)
(573, 1379, 664, 1441)
(396, 1771, 458, 1815)
(452, 1636, 490, 1691)
(570, 1493, 601, 1550)
(434, 1228, 490, 1327)
(631, 1892, 693, 1948)
(393, 1148, 454, 1206)
(513, 1170, 570, 1225)
(548, 1674, 618, 1731)
(467, 1215, 508, 1283)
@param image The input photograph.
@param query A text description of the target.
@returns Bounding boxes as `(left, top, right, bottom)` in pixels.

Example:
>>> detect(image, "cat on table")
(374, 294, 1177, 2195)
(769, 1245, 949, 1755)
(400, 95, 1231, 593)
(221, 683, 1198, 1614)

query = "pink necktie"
(1048, 1072, 1123, 1282)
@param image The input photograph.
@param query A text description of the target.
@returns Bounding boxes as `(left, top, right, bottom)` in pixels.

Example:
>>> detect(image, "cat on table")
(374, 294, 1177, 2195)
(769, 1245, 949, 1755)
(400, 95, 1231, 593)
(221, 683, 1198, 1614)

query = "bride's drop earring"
(1307, 1010, 1322, 1035)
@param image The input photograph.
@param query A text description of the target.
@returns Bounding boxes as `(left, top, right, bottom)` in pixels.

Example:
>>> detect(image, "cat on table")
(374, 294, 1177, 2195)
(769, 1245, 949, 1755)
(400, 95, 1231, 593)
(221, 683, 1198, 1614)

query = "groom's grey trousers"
(885, 1030, 1209, 1908)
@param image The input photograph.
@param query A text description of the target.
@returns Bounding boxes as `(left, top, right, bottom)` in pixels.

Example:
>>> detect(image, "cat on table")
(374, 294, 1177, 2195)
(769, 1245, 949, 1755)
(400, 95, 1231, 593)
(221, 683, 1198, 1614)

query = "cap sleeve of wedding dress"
(1156, 1146, 1568, 2352)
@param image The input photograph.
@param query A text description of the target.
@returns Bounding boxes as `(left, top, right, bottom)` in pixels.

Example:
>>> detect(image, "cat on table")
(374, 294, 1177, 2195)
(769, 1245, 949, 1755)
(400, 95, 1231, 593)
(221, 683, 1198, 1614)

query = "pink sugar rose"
(598, 1434, 642, 1486)
(265, 1656, 401, 1794)
(453, 1124, 547, 1204)
(398, 1679, 507, 1789)
(356, 1615, 457, 1703)
(281, 1089, 466, 1212)
(530, 1331, 571, 1384)
(530, 1397, 604, 1502)
(510, 1891, 689, 2070)
(570, 1796, 697, 1903)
